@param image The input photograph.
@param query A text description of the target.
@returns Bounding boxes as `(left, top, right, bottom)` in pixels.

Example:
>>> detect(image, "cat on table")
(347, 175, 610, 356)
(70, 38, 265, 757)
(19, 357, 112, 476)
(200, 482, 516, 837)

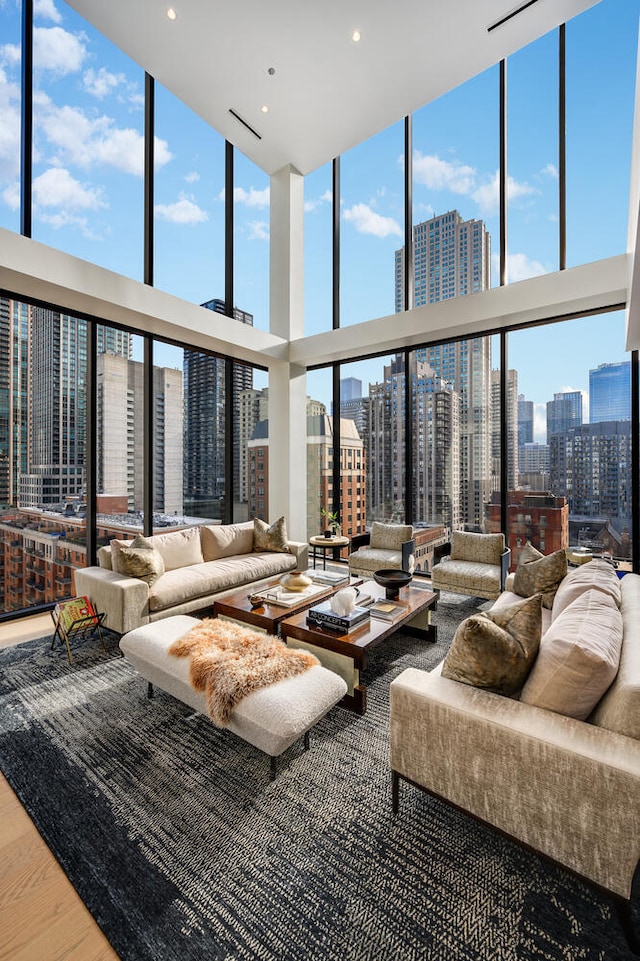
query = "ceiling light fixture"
(351, 30, 361, 43)
(166, 7, 177, 21)
(261, 105, 269, 114)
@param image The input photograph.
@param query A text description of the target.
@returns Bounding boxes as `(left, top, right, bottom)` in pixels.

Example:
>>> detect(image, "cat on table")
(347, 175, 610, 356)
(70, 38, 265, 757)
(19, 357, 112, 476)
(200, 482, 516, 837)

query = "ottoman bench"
(119, 614, 347, 777)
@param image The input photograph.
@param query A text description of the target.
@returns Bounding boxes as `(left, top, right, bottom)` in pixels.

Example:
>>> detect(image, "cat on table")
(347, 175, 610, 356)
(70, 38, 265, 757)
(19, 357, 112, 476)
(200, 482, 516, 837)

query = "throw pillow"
(551, 558, 621, 620)
(513, 541, 567, 609)
(520, 589, 623, 720)
(201, 522, 254, 561)
(111, 534, 165, 586)
(253, 516, 290, 553)
(441, 593, 543, 696)
(109, 538, 133, 573)
(148, 526, 204, 571)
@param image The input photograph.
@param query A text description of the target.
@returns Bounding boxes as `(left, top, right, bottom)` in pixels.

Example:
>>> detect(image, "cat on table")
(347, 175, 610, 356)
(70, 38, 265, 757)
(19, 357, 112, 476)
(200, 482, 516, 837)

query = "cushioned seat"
(120, 615, 348, 776)
(431, 530, 510, 601)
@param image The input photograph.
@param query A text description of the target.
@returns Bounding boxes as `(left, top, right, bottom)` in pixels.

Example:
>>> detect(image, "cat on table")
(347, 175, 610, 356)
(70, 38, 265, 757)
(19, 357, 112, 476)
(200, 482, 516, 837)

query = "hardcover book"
(306, 600, 370, 632)
(369, 600, 405, 622)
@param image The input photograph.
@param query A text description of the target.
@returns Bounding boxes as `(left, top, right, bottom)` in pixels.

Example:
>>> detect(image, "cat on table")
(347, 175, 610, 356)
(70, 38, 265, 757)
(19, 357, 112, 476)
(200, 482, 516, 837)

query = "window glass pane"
(411, 66, 499, 300)
(0, 0, 21, 233)
(154, 84, 225, 304)
(306, 368, 333, 543)
(1, 298, 88, 614)
(242, 367, 267, 522)
(566, 0, 637, 266)
(508, 311, 632, 571)
(181, 345, 225, 525)
(150, 342, 184, 529)
(341, 122, 404, 326)
(29, 1, 144, 279)
(304, 161, 333, 335)
(234, 152, 270, 332)
(507, 29, 559, 280)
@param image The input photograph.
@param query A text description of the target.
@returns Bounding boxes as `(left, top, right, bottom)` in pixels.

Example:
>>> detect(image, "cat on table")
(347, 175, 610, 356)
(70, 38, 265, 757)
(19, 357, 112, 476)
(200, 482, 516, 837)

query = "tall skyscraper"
(395, 211, 491, 530)
(491, 369, 519, 495)
(183, 299, 253, 518)
(589, 361, 631, 422)
(0, 297, 30, 508)
(546, 391, 583, 443)
(517, 393, 534, 447)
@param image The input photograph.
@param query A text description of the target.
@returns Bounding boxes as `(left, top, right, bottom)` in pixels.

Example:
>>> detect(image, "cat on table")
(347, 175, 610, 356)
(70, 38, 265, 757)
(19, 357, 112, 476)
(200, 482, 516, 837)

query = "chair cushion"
(349, 547, 404, 573)
(519, 589, 623, 720)
(513, 542, 567, 609)
(451, 530, 504, 565)
(369, 522, 412, 551)
(432, 560, 501, 596)
(441, 593, 543, 695)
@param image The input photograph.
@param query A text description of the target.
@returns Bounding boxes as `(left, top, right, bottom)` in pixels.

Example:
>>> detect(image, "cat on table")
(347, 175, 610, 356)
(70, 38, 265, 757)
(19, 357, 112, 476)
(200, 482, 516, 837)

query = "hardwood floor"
(0, 614, 119, 961)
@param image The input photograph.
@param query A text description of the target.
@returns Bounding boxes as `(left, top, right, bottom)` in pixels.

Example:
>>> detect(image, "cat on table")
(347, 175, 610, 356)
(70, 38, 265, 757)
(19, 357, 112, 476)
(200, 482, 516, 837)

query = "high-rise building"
(546, 390, 583, 443)
(517, 394, 534, 447)
(0, 297, 30, 508)
(183, 299, 253, 518)
(549, 422, 631, 531)
(339, 377, 368, 440)
(589, 361, 631, 422)
(395, 211, 491, 530)
(490, 369, 519, 495)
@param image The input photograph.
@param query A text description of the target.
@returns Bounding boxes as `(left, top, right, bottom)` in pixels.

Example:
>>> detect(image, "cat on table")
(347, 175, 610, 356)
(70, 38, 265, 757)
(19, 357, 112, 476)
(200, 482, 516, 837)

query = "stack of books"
(306, 600, 371, 633)
(369, 599, 406, 623)
(305, 568, 350, 587)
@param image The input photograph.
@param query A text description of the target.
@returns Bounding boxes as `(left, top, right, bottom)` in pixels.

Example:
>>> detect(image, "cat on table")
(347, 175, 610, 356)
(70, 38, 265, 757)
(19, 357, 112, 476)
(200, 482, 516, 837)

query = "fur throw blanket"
(168, 618, 319, 727)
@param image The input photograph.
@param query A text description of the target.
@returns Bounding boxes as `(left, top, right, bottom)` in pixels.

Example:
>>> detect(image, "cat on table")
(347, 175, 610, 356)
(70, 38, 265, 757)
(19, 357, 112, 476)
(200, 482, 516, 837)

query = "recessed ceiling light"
(166, 8, 177, 20)
(261, 105, 269, 114)
(351, 30, 361, 42)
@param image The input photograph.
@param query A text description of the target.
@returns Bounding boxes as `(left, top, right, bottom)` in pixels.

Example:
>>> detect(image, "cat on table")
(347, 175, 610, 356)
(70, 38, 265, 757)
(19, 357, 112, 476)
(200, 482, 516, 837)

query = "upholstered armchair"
(348, 522, 415, 579)
(431, 530, 510, 601)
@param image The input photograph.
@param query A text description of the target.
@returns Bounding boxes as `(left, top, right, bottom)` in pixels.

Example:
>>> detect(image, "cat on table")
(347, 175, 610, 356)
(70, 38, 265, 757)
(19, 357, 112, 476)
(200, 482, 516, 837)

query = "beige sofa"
(74, 521, 307, 635)
(390, 562, 640, 921)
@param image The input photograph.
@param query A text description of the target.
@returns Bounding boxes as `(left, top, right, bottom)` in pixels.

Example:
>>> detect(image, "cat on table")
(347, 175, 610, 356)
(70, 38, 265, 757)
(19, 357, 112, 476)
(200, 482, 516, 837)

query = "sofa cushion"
(520, 589, 623, 720)
(148, 526, 204, 571)
(149, 552, 297, 613)
(110, 534, 165, 586)
(201, 522, 254, 561)
(370, 522, 412, 551)
(551, 559, 622, 620)
(441, 593, 543, 695)
(253, 516, 290, 553)
(513, 542, 567, 609)
(451, 530, 504, 566)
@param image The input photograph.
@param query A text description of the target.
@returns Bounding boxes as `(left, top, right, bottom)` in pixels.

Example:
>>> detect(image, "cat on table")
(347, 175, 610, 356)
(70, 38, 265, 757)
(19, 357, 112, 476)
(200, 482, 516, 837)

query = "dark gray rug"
(0, 595, 636, 961)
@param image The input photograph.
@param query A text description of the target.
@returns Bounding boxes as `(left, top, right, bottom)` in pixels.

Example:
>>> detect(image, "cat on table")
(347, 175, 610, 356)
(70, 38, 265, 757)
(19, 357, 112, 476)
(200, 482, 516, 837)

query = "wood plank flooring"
(0, 614, 119, 961)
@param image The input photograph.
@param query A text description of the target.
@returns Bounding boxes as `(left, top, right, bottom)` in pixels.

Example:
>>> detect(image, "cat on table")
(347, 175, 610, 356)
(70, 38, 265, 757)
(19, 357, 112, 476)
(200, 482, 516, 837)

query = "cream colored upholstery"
(390, 570, 640, 901)
(431, 530, 510, 601)
(349, 522, 415, 578)
(74, 523, 308, 635)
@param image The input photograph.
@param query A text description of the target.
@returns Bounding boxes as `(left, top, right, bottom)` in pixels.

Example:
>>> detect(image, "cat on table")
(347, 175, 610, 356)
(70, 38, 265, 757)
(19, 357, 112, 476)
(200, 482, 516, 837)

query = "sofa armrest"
(351, 532, 371, 552)
(500, 547, 511, 590)
(286, 540, 309, 571)
(390, 667, 640, 899)
(73, 566, 150, 635)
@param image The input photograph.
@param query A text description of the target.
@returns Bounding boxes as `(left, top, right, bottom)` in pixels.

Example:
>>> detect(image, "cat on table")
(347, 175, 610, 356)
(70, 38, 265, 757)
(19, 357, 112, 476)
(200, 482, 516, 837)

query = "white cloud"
(33, 26, 87, 75)
(185, 171, 200, 183)
(472, 170, 538, 214)
(1, 43, 20, 66)
(304, 189, 332, 213)
(33, 166, 106, 210)
(34, 0, 62, 24)
(0, 68, 20, 181)
(533, 403, 547, 443)
(413, 150, 476, 195)
(83, 66, 125, 99)
(235, 186, 270, 207)
(35, 96, 172, 175)
(507, 252, 548, 283)
(154, 195, 208, 224)
(343, 202, 402, 238)
(248, 220, 269, 241)
(2, 180, 20, 210)
(541, 163, 559, 179)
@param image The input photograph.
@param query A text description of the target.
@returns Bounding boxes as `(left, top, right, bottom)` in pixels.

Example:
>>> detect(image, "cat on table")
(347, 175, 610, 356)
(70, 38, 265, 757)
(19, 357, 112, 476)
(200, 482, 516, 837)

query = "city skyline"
(0, 0, 636, 422)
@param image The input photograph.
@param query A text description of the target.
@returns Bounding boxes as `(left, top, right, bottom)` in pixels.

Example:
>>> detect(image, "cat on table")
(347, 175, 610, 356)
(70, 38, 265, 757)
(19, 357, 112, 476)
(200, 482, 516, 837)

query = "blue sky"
(0, 0, 637, 441)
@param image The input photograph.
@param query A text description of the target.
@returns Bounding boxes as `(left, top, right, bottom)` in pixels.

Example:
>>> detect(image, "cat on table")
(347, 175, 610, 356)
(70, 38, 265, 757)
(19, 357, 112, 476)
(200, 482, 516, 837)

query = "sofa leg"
(392, 770, 399, 814)
(147, 681, 154, 699)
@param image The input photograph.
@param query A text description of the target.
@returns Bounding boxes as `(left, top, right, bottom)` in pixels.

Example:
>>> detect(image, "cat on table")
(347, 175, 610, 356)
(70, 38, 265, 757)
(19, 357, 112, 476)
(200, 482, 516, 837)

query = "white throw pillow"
(520, 589, 623, 720)
(551, 559, 621, 620)
(201, 522, 254, 561)
(148, 526, 204, 571)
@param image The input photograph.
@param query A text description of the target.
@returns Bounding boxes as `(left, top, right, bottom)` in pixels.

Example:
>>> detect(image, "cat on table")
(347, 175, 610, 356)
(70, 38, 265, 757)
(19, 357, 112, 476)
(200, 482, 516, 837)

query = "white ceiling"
(66, 0, 598, 177)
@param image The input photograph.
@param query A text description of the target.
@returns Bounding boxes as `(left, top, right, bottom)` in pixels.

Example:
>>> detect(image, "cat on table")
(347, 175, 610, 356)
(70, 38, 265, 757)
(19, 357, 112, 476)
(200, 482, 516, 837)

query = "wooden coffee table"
(280, 582, 437, 715)
(212, 577, 357, 635)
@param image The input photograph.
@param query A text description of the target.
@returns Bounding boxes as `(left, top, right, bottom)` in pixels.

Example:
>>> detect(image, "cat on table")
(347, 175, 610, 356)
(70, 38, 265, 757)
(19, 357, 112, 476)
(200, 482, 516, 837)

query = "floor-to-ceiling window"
(304, 161, 333, 336)
(233, 153, 270, 333)
(0, 0, 22, 234)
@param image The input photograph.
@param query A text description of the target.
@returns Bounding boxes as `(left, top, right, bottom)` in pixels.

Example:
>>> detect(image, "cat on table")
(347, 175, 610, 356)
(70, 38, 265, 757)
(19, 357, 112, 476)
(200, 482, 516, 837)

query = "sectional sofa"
(74, 520, 307, 635)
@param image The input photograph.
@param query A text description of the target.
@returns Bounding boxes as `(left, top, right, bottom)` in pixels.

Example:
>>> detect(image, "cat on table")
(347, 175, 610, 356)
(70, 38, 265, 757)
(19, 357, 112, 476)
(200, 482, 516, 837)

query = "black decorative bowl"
(373, 569, 412, 599)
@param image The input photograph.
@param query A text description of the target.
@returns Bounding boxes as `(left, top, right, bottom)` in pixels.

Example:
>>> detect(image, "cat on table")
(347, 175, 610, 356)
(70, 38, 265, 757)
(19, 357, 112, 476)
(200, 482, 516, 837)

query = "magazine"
(54, 596, 99, 634)
(250, 582, 328, 608)
(369, 599, 406, 622)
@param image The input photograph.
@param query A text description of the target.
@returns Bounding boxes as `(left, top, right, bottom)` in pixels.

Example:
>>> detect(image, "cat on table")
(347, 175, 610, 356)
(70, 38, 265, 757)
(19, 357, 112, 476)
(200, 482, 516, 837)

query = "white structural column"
(268, 164, 307, 542)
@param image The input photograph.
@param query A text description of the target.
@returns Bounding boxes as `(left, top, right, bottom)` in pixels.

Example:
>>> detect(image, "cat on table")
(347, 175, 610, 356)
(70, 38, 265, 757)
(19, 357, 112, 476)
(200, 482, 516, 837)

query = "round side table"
(309, 535, 350, 570)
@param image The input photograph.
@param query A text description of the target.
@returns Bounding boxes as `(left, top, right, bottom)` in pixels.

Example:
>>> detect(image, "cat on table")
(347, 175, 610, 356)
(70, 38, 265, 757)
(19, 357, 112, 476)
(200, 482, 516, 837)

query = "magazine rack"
(50, 596, 106, 664)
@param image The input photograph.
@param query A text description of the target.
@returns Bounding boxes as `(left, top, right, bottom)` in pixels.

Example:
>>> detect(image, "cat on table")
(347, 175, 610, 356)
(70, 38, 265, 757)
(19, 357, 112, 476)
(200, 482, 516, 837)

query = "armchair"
(348, 522, 415, 579)
(431, 530, 510, 601)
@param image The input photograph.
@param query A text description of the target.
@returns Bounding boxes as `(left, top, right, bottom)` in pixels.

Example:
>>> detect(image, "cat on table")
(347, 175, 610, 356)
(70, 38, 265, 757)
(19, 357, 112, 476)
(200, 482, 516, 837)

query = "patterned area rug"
(0, 595, 636, 961)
